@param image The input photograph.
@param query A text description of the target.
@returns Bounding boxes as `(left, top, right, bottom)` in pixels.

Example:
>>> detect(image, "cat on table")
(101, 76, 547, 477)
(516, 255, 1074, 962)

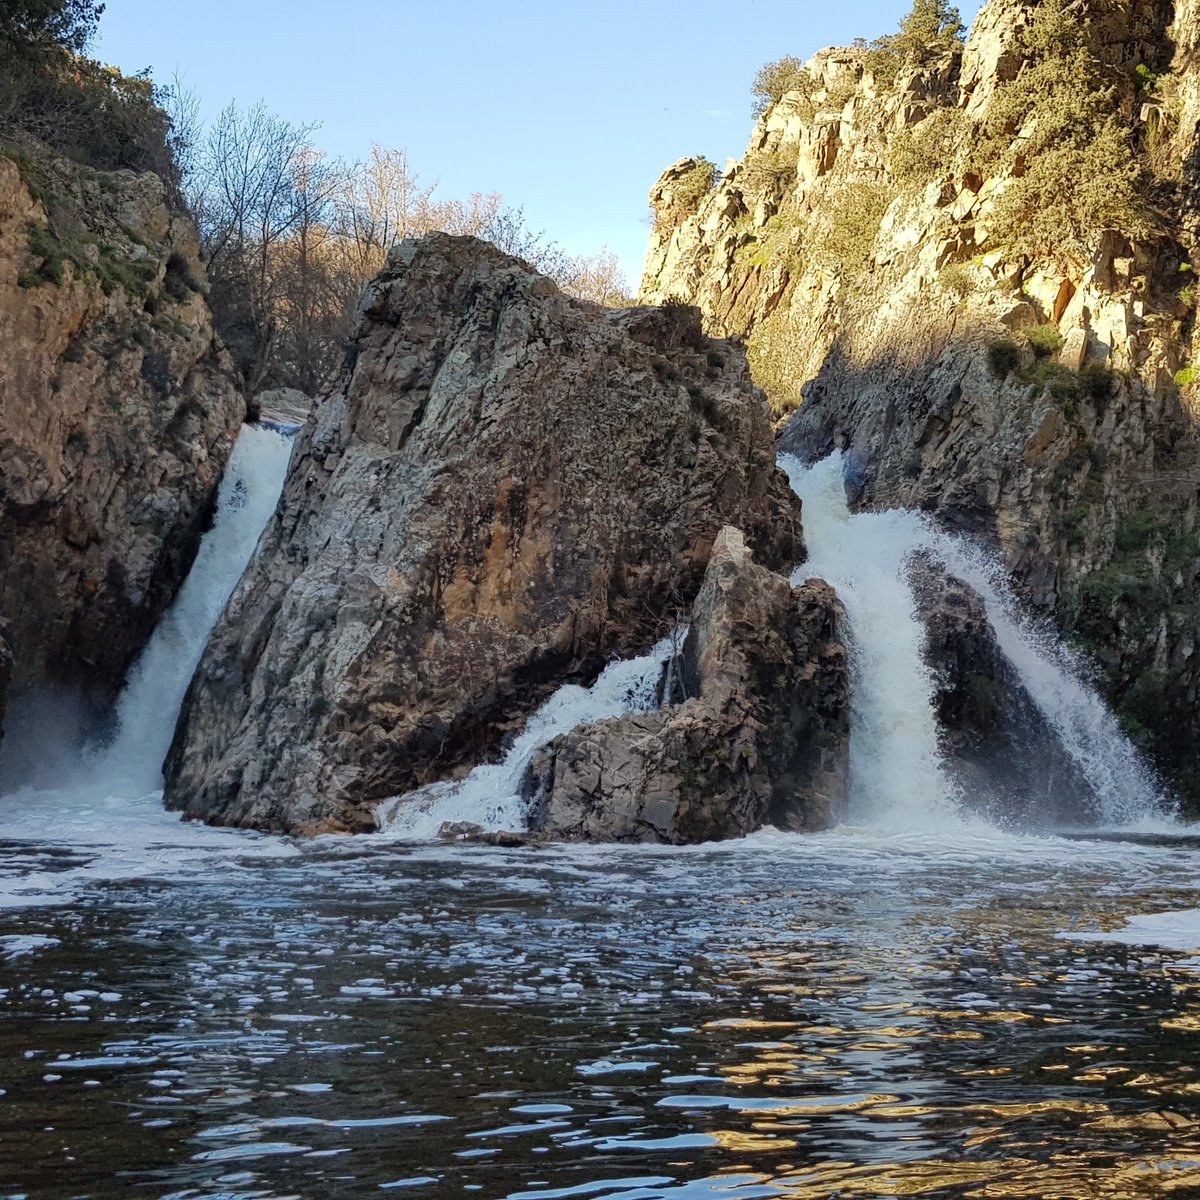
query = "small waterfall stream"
(780, 454, 962, 829)
(377, 633, 681, 838)
(782, 452, 1166, 830)
(0, 424, 297, 908)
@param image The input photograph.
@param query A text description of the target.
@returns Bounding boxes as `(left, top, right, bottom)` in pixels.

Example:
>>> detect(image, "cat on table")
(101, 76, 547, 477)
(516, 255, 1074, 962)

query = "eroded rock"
(525, 527, 849, 843)
(0, 148, 244, 714)
(164, 235, 804, 834)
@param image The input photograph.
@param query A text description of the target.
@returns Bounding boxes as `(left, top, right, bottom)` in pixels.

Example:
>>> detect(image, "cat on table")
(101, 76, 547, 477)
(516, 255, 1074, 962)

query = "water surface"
(5, 827, 1200, 1198)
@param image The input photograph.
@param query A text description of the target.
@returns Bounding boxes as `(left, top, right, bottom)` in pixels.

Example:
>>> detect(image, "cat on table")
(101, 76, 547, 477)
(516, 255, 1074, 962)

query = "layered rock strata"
(525, 526, 849, 843)
(0, 146, 244, 721)
(164, 234, 804, 835)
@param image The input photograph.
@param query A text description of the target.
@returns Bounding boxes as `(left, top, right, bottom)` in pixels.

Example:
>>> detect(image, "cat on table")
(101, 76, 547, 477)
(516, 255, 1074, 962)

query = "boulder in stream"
(164, 234, 804, 834)
(525, 526, 850, 843)
(908, 552, 1095, 824)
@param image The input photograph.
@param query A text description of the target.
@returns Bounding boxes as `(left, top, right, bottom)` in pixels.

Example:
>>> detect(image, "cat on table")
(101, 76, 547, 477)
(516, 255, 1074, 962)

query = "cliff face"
(164, 234, 805, 835)
(0, 147, 245, 718)
(640, 0, 1200, 802)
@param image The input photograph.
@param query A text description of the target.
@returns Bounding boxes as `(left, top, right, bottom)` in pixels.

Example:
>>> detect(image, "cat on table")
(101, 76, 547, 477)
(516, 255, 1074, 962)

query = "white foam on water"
(1062, 907, 1200, 960)
(780, 451, 1168, 831)
(0, 424, 298, 909)
(377, 633, 682, 840)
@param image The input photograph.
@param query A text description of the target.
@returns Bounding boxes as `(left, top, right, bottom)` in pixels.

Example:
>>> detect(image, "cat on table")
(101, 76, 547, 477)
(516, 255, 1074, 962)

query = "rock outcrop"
(0, 145, 244, 723)
(908, 552, 1093, 825)
(163, 234, 805, 835)
(525, 526, 849, 843)
(638, 0, 1200, 803)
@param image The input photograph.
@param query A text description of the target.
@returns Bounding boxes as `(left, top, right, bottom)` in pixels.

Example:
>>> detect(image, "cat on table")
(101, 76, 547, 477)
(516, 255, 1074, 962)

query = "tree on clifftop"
(895, 0, 965, 62)
(0, 0, 104, 62)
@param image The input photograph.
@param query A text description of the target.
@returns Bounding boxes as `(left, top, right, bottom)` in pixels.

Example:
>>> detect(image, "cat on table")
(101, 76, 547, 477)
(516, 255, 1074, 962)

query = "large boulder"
(524, 527, 849, 843)
(0, 148, 244, 717)
(163, 235, 804, 834)
(908, 552, 1093, 825)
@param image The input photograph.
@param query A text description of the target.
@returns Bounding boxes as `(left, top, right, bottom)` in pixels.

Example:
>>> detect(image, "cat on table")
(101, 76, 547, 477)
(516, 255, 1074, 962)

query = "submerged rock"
(908, 552, 1093, 824)
(164, 234, 804, 835)
(525, 527, 849, 843)
(0, 148, 244, 721)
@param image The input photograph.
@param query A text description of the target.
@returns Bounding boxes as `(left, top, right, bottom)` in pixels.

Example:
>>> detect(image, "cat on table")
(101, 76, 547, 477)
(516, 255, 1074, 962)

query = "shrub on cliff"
(751, 57, 814, 119)
(864, 0, 965, 86)
(808, 181, 892, 276)
(894, 0, 964, 62)
(0, 0, 103, 63)
(978, 0, 1152, 264)
(656, 158, 718, 231)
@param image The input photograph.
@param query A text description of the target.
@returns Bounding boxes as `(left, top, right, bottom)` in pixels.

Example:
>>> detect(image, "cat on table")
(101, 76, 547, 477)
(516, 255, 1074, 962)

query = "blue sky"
(97, 1, 984, 287)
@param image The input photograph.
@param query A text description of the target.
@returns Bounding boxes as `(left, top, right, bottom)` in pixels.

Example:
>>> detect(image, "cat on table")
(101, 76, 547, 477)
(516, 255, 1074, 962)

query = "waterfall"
(94, 424, 294, 796)
(781, 452, 1166, 829)
(377, 633, 681, 839)
(780, 454, 963, 829)
(0, 424, 294, 800)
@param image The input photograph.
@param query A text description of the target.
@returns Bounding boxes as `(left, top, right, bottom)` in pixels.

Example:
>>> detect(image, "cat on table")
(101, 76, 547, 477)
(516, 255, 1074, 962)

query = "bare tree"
(191, 101, 319, 389)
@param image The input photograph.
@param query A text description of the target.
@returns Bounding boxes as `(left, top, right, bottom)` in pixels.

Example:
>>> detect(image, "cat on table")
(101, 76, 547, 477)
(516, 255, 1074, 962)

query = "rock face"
(163, 234, 805, 835)
(0, 146, 244, 721)
(908, 553, 1093, 825)
(0, 629, 11, 746)
(638, 0, 1200, 804)
(524, 526, 849, 843)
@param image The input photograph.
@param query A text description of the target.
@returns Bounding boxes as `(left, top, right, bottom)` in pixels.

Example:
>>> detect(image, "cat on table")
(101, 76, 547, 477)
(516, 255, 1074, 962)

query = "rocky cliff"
(163, 234, 805, 835)
(640, 0, 1200, 803)
(0, 143, 244, 726)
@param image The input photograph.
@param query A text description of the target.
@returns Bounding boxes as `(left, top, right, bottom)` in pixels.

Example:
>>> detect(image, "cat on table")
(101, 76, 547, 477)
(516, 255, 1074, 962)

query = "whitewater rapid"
(0, 436, 1176, 910)
(378, 632, 683, 838)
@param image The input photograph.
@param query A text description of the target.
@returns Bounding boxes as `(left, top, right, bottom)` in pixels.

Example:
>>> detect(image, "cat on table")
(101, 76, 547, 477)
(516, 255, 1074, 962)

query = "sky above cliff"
(97, 0, 984, 291)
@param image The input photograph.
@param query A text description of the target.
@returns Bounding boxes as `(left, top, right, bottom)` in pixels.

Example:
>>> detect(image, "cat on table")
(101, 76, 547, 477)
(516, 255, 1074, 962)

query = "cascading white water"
(377, 633, 682, 839)
(781, 452, 1167, 829)
(0, 424, 298, 908)
(94, 423, 295, 796)
(780, 454, 964, 829)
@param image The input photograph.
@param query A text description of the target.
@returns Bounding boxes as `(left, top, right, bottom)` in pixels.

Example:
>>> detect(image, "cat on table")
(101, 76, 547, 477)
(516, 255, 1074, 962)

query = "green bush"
(939, 261, 973, 298)
(977, 0, 1153, 264)
(658, 158, 718, 231)
(893, 0, 965, 62)
(1025, 324, 1065, 358)
(1175, 365, 1199, 388)
(0, 3, 179, 195)
(741, 149, 797, 193)
(890, 108, 968, 187)
(862, 0, 966, 86)
(808, 181, 891, 275)
(1078, 361, 1115, 401)
(751, 56, 813, 119)
(987, 339, 1021, 377)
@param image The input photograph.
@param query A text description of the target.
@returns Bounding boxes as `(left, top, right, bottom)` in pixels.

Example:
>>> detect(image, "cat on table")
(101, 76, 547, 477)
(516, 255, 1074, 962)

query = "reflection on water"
(4, 829, 1200, 1197)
